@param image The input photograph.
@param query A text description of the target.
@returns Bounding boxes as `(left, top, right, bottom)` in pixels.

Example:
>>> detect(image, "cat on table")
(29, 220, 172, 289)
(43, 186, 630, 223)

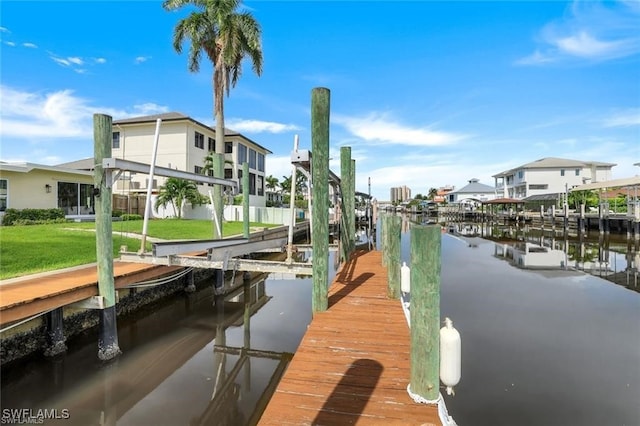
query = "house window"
(575, 169, 580, 176)
(560, 169, 565, 176)
(208, 137, 216, 152)
(238, 169, 243, 194)
(57, 182, 94, 215)
(195, 132, 204, 149)
(112, 132, 120, 149)
(257, 153, 265, 172)
(249, 173, 256, 195)
(518, 170, 523, 179)
(225, 142, 233, 153)
(249, 149, 257, 169)
(0, 179, 7, 212)
(224, 169, 233, 179)
(529, 184, 548, 190)
(237, 144, 247, 165)
(257, 175, 264, 196)
(194, 166, 203, 185)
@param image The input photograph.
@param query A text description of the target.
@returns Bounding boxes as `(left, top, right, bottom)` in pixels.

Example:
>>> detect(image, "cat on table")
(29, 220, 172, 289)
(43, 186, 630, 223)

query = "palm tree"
(265, 175, 279, 193)
(154, 177, 202, 219)
(428, 187, 438, 200)
(280, 175, 292, 195)
(163, 0, 263, 154)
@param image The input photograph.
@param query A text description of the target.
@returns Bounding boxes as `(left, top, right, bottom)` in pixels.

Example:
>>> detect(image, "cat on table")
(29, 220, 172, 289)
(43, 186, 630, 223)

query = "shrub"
(121, 214, 143, 221)
(2, 208, 66, 226)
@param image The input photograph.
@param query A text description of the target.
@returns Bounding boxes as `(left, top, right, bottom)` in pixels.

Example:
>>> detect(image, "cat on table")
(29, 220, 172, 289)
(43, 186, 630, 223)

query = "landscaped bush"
(121, 214, 143, 221)
(2, 208, 66, 226)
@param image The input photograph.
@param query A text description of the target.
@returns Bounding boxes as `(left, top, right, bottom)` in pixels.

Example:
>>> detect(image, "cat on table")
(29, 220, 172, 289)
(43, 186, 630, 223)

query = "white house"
(110, 112, 272, 207)
(447, 178, 496, 205)
(0, 162, 95, 218)
(492, 157, 615, 199)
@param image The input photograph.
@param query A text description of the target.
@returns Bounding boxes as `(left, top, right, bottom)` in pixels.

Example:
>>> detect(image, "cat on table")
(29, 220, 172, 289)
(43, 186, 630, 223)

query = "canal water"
(418, 222, 640, 426)
(2, 223, 639, 425)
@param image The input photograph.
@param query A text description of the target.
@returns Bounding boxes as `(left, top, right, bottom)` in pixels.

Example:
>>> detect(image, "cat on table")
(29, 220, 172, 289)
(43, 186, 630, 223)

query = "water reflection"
(446, 222, 640, 292)
(1, 255, 326, 426)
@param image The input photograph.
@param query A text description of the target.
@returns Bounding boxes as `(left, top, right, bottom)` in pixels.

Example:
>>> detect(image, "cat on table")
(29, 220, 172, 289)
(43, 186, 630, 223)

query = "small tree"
(154, 178, 203, 218)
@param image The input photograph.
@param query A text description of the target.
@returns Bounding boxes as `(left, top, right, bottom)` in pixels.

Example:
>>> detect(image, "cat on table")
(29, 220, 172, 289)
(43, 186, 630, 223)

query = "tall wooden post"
(340, 147, 352, 260)
(94, 114, 121, 361)
(410, 225, 441, 400)
(381, 214, 389, 266)
(213, 153, 225, 239)
(311, 87, 330, 313)
(350, 158, 356, 251)
(387, 215, 401, 299)
(243, 162, 250, 238)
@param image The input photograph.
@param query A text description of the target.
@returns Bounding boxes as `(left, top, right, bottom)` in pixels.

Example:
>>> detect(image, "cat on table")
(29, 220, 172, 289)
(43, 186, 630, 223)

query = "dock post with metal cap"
(311, 87, 330, 314)
(93, 113, 121, 361)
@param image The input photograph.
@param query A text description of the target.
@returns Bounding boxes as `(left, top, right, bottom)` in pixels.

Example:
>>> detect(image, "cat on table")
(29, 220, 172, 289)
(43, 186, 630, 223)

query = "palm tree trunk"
(213, 66, 225, 237)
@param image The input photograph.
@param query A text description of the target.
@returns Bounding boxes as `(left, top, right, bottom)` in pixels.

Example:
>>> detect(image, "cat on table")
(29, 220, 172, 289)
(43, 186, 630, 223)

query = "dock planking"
(0, 262, 183, 326)
(259, 249, 441, 425)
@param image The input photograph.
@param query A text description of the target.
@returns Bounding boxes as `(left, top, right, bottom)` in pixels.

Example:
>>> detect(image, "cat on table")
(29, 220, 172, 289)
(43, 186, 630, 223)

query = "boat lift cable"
(120, 266, 195, 289)
(0, 307, 56, 334)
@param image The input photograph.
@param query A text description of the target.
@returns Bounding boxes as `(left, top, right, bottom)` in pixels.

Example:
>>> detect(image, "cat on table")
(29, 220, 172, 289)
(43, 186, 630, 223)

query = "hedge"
(2, 208, 66, 226)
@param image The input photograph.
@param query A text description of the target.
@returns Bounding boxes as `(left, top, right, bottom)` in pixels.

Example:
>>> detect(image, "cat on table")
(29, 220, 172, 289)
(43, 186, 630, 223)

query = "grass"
(0, 219, 279, 280)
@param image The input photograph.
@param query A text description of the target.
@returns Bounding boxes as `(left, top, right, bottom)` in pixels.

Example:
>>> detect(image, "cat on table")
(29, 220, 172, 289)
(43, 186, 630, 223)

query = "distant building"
(432, 185, 455, 203)
(492, 157, 615, 199)
(447, 178, 496, 204)
(390, 186, 411, 203)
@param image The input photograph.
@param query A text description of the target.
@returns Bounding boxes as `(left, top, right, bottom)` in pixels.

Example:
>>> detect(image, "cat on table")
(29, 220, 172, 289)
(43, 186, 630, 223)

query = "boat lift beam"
(119, 252, 313, 275)
(152, 237, 248, 257)
(102, 158, 238, 192)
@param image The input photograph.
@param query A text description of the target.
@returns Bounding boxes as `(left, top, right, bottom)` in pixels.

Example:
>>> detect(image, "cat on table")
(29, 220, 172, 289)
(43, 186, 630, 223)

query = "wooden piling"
(213, 153, 225, 239)
(93, 113, 121, 361)
(387, 215, 401, 299)
(340, 147, 354, 260)
(409, 225, 441, 401)
(311, 87, 330, 314)
(44, 307, 66, 357)
(350, 158, 356, 251)
(243, 162, 250, 238)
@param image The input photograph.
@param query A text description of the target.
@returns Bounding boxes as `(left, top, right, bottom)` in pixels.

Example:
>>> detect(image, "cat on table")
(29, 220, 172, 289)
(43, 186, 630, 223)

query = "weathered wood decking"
(259, 250, 441, 425)
(0, 263, 183, 326)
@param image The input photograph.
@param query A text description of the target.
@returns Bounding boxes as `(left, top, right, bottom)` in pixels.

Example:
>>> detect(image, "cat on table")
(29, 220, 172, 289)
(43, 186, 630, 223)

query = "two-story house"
(493, 157, 615, 199)
(111, 112, 271, 207)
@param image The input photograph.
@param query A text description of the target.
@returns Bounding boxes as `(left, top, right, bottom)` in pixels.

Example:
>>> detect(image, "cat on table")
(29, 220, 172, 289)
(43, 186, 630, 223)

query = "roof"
(523, 193, 561, 202)
(451, 178, 495, 194)
(56, 157, 96, 171)
(570, 176, 640, 191)
(0, 161, 93, 176)
(113, 112, 272, 154)
(493, 157, 616, 177)
(483, 197, 525, 204)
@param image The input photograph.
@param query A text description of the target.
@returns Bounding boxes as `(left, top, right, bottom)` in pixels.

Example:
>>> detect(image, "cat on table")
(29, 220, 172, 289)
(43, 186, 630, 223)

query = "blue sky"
(1, 0, 638, 201)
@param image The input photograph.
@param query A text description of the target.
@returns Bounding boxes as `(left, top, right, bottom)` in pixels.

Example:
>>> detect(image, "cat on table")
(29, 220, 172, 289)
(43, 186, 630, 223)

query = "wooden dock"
(258, 250, 442, 425)
(0, 262, 183, 326)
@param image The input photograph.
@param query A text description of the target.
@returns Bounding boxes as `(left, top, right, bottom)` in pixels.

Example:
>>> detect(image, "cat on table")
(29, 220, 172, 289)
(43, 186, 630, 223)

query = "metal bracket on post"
(110, 170, 123, 188)
(69, 293, 120, 310)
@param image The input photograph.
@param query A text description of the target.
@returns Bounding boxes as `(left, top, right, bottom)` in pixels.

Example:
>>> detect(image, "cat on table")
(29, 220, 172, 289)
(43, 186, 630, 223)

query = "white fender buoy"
(440, 317, 461, 396)
(401, 261, 410, 293)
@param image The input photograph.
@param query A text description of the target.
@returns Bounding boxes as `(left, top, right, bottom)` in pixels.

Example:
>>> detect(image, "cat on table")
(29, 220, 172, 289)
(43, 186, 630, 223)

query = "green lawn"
(0, 219, 279, 280)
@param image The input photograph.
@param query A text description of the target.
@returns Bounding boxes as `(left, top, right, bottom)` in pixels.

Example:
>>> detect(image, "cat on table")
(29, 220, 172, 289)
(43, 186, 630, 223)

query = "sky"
(1, 0, 639, 201)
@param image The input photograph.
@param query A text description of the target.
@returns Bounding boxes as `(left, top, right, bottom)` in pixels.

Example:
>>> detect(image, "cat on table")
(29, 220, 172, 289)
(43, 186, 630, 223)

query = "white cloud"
(0, 85, 170, 140)
(0, 27, 9, 33)
(517, 0, 640, 65)
(50, 56, 71, 67)
(94, 57, 107, 64)
(67, 57, 84, 65)
(334, 112, 467, 147)
(601, 109, 640, 127)
(132, 103, 169, 116)
(4, 41, 16, 47)
(226, 118, 302, 134)
(135, 56, 151, 64)
(22, 42, 37, 48)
